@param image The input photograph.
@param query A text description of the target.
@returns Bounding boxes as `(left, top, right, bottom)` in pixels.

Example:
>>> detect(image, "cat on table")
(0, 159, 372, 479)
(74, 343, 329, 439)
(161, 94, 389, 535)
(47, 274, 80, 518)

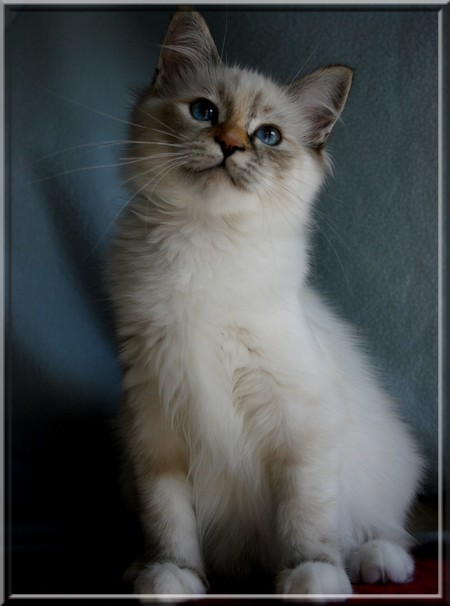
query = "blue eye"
(254, 125, 282, 146)
(190, 99, 219, 124)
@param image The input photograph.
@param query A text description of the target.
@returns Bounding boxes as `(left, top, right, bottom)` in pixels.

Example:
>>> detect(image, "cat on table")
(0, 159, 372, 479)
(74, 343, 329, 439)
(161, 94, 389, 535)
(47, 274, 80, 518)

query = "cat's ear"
(289, 66, 353, 149)
(153, 11, 221, 90)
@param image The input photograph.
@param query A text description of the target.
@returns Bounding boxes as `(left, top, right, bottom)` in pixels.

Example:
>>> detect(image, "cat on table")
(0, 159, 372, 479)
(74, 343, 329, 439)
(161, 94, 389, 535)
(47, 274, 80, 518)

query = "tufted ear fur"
(153, 10, 221, 91)
(289, 66, 353, 149)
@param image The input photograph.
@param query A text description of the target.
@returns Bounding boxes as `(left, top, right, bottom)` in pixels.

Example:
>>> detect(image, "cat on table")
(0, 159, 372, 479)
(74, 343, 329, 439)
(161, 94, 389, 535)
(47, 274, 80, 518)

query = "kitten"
(107, 10, 423, 596)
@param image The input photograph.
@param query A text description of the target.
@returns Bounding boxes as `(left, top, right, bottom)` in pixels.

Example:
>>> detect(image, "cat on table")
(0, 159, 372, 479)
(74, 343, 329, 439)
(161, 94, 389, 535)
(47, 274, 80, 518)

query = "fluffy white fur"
(107, 11, 423, 596)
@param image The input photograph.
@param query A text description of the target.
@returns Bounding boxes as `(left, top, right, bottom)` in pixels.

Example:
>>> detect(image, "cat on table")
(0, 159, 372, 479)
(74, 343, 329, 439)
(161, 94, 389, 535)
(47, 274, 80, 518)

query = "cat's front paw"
(276, 562, 353, 595)
(134, 562, 207, 595)
(348, 539, 414, 584)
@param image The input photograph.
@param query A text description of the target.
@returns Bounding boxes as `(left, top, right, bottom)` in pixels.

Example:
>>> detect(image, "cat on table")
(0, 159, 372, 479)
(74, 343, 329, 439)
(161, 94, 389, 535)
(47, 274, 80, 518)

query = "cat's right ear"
(152, 11, 221, 90)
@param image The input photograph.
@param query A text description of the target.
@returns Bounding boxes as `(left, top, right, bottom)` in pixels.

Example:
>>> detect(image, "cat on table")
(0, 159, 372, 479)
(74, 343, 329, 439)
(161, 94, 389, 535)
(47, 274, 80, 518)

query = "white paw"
(348, 540, 414, 584)
(134, 562, 207, 595)
(277, 562, 353, 595)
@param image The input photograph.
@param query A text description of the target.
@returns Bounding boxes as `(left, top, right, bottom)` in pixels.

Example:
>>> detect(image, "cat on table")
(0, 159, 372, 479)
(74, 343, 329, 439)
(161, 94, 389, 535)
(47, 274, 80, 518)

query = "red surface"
(353, 556, 443, 598)
(202, 555, 446, 602)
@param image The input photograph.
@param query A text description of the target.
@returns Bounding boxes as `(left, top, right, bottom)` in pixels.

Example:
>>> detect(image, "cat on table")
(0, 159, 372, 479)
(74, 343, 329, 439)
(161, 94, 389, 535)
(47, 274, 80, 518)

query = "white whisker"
(150, 128, 189, 142)
(121, 151, 188, 163)
(285, 45, 319, 86)
(25, 158, 162, 185)
(85, 157, 189, 259)
(20, 71, 146, 131)
(138, 107, 184, 137)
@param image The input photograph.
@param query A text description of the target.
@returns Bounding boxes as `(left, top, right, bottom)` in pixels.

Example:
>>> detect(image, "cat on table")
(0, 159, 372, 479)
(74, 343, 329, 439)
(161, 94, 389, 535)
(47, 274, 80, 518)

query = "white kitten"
(107, 10, 423, 596)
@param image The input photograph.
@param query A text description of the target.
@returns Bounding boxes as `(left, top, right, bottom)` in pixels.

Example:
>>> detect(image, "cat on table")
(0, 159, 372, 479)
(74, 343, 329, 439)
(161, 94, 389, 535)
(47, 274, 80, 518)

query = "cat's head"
(129, 11, 352, 219)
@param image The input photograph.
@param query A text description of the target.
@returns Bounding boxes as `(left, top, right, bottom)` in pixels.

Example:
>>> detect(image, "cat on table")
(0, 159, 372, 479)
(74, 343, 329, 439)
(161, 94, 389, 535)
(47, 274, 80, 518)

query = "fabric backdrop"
(6, 5, 440, 595)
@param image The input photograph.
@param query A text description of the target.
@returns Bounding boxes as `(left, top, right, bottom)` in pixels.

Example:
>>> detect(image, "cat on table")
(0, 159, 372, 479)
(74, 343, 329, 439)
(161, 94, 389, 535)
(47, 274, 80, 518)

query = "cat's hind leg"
(347, 539, 414, 584)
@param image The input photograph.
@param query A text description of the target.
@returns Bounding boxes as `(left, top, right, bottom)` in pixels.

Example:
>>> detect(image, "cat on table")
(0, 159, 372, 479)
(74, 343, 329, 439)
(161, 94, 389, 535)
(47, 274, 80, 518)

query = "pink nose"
(215, 125, 248, 156)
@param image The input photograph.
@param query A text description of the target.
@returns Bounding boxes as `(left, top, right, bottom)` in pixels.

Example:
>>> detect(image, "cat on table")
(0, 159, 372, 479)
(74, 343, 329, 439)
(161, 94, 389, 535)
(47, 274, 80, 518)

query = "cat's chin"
(196, 165, 250, 193)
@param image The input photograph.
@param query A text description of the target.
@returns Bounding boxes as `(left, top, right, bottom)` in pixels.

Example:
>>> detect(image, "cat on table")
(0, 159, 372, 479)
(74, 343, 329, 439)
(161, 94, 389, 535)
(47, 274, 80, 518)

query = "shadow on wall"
(9, 346, 141, 594)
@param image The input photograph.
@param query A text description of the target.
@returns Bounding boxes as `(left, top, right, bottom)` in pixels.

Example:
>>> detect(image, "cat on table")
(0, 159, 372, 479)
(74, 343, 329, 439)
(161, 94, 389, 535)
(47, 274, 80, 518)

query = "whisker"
(22, 148, 192, 186)
(260, 178, 305, 224)
(145, 158, 190, 196)
(13, 139, 131, 175)
(121, 151, 189, 162)
(120, 153, 191, 191)
(15, 138, 186, 178)
(84, 201, 132, 261)
(84, 157, 189, 259)
(138, 107, 186, 138)
(138, 109, 169, 129)
(150, 128, 189, 142)
(285, 45, 319, 86)
(24, 158, 164, 185)
(315, 223, 353, 293)
(314, 208, 352, 250)
(141, 141, 185, 148)
(136, 159, 192, 232)
(220, 11, 228, 61)
(20, 71, 147, 131)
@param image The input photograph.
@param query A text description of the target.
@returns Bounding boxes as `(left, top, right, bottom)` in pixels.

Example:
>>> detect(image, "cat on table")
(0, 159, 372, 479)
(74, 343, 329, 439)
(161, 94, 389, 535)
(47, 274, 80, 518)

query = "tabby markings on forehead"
(248, 92, 276, 123)
(215, 85, 234, 123)
(214, 85, 276, 130)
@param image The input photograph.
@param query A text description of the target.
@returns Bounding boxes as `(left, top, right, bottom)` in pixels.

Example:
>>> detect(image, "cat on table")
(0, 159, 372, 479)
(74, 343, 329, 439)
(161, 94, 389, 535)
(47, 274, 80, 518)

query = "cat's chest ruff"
(151, 225, 293, 311)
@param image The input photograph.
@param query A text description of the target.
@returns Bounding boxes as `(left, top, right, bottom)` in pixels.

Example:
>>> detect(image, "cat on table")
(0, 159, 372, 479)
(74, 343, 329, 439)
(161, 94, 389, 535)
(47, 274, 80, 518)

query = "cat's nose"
(215, 125, 248, 158)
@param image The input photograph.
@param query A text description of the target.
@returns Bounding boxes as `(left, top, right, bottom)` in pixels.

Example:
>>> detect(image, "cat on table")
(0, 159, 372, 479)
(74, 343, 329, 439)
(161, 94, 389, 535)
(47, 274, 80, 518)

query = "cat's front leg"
(132, 472, 208, 596)
(274, 452, 352, 596)
(123, 384, 207, 596)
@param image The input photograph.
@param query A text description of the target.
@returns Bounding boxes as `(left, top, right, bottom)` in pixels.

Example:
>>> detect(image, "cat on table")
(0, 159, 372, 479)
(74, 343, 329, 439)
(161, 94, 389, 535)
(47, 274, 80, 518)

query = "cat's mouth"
(184, 154, 249, 190)
(218, 158, 236, 179)
(213, 163, 242, 188)
(198, 159, 242, 189)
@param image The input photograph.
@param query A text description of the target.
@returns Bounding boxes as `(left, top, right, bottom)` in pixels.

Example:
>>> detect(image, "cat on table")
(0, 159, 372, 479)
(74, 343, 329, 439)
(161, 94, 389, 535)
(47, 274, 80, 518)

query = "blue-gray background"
(7, 6, 440, 595)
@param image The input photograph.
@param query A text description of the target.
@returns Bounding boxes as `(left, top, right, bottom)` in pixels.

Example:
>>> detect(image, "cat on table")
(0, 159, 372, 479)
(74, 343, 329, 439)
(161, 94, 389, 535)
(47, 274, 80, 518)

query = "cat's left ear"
(288, 66, 353, 149)
(153, 10, 221, 90)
